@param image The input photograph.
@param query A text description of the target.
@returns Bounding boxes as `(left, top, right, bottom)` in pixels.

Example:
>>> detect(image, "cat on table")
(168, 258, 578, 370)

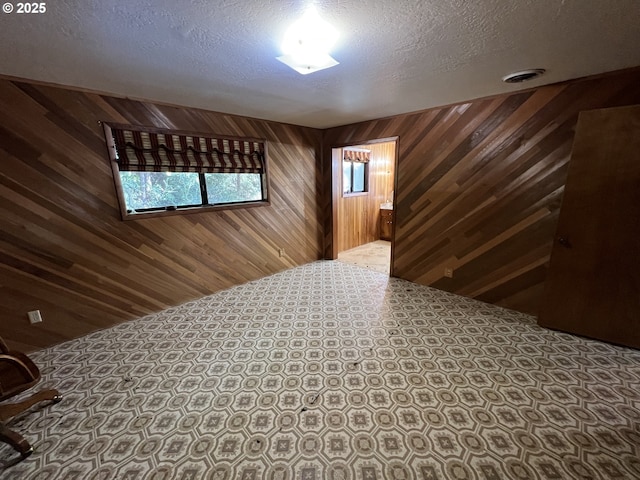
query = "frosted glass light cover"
(276, 52, 339, 75)
(278, 7, 339, 75)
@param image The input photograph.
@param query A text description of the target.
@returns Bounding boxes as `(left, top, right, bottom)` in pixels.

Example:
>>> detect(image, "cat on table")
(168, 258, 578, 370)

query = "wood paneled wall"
(0, 79, 323, 352)
(323, 68, 640, 315)
(3, 68, 640, 351)
(335, 142, 396, 253)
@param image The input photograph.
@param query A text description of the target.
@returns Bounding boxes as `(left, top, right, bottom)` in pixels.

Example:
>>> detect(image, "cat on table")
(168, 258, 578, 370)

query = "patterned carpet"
(1, 261, 639, 479)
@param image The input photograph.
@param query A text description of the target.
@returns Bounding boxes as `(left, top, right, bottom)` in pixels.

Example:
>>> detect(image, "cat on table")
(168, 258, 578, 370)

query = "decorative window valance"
(343, 148, 370, 163)
(105, 124, 266, 174)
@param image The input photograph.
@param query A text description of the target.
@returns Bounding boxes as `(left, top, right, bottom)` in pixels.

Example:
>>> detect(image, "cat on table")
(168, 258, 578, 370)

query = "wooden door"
(538, 105, 640, 349)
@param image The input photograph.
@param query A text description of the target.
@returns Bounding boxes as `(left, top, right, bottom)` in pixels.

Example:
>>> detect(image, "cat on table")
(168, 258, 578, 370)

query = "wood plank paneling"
(3, 68, 640, 351)
(323, 68, 640, 315)
(335, 141, 396, 253)
(0, 79, 323, 352)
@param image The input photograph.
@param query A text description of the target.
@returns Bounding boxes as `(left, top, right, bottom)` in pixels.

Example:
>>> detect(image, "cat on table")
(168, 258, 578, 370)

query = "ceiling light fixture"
(502, 69, 546, 83)
(277, 7, 339, 75)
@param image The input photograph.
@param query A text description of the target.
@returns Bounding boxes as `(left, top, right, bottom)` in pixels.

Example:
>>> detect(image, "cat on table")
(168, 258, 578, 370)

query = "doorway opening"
(331, 138, 398, 275)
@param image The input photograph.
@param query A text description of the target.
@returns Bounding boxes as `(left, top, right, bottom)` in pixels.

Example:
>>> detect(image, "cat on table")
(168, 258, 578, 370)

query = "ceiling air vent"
(502, 69, 546, 83)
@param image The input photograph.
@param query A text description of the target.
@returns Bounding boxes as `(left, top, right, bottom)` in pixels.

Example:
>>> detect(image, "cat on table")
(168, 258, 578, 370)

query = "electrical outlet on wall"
(444, 267, 454, 278)
(278, 248, 285, 258)
(28, 310, 43, 324)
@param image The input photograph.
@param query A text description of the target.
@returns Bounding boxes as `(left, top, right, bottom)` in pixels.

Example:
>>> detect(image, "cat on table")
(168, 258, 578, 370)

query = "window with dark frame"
(103, 123, 269, 219)
(342, 148, 370, 195)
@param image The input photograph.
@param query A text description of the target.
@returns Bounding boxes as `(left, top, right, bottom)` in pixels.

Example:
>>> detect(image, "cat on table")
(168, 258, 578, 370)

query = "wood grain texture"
(0, 79, 323, 352)
(538, 105, 640, 348)
(335, 141, 395, 253)
(323, 68, 640, 315)
(379, 210, 393, 241)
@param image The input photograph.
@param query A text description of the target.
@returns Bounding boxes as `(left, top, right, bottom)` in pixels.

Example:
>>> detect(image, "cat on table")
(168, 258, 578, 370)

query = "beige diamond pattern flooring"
(1, 261, 639, 479)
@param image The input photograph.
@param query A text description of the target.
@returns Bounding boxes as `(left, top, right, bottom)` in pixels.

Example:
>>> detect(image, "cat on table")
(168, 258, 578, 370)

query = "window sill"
(120, 200, 270, 220)
(342, 192, 369, 198)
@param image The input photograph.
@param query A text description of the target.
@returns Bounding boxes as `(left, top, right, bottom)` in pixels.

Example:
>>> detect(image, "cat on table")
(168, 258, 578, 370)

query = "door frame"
(330, 136, 399, 275)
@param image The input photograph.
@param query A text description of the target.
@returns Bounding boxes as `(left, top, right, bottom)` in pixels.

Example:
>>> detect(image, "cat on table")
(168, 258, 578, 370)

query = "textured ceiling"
(1, 0, 639, 128)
